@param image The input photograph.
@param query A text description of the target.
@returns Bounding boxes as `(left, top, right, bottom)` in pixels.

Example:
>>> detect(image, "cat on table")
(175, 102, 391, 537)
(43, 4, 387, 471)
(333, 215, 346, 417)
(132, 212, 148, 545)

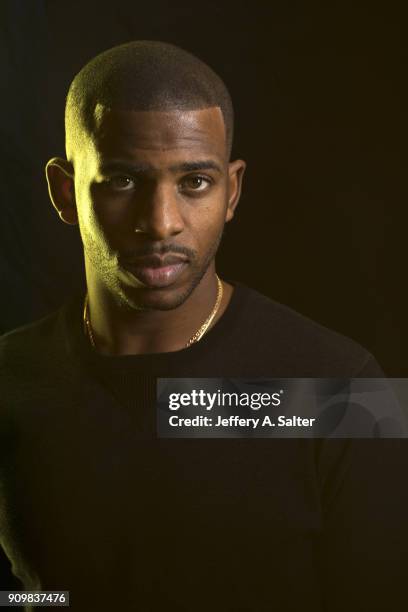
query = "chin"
(121, 284, 194, 312)
(114, 261, 210, 311)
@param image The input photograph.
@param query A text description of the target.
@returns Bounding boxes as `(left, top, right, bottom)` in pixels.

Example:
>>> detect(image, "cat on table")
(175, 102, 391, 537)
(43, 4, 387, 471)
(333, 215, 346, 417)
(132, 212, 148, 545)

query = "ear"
(225, 159, 246, 223)
(45, 158, 78, 225)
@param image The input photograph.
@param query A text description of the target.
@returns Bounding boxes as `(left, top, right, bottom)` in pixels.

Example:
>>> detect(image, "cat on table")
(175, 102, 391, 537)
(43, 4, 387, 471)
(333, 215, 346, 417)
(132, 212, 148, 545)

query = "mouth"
(120, 255, 189, 288)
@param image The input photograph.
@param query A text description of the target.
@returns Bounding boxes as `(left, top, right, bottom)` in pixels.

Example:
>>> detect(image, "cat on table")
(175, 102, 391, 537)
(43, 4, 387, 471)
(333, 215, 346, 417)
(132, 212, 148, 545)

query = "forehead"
(90, 106, 227, 165)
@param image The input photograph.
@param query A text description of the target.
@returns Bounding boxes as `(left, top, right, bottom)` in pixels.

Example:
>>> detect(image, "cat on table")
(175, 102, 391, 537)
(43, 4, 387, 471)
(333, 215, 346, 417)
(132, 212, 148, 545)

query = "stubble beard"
(82, 225, 225, 312)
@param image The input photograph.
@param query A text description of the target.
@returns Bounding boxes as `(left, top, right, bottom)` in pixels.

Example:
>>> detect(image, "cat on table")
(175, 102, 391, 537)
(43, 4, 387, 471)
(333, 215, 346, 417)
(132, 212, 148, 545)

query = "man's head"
(46, 41, 246, 311)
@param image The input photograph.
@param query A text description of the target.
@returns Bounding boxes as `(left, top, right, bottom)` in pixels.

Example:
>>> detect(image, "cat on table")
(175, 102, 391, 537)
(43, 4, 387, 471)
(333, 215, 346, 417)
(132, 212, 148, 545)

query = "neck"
(85, 264, 233, 355)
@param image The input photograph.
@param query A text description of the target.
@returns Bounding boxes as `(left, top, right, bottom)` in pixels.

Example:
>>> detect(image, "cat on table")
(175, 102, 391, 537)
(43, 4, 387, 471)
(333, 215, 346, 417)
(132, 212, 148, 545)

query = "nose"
(134, 180, 184, 240)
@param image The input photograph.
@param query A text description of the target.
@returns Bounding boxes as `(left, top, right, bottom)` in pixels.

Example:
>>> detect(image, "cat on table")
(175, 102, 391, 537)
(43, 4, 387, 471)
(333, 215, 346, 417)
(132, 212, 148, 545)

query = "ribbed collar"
(63, 279, 251, 373)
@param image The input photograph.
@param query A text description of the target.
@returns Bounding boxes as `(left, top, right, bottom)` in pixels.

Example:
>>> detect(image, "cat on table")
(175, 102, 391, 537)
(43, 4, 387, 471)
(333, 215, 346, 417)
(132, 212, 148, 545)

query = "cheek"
(74, 201, 109, 264)
(77, 183, 132, 249)
(190, 200, 227, 251)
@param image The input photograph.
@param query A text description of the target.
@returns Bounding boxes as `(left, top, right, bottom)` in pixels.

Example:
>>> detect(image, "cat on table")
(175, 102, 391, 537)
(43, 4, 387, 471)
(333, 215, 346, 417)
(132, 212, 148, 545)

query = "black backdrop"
(1, 0, 407, 375)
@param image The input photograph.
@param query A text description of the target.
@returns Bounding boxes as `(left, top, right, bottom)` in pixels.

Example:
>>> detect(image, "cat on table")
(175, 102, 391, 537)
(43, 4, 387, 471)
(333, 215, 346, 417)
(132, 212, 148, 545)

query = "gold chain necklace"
(83, 275, 223, 350)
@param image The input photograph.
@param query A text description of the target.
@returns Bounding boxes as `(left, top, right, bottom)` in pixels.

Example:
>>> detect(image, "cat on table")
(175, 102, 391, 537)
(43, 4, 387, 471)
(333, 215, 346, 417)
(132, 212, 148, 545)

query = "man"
(0, 41, 406, 611)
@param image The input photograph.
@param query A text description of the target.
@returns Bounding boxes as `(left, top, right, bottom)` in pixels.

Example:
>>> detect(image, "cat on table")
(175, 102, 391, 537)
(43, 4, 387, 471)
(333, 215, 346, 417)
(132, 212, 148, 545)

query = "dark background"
(0, 0, 407, 376)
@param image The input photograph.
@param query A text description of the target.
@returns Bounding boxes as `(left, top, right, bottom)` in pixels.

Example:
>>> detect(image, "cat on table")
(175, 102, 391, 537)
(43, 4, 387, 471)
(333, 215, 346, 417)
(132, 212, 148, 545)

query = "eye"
(180, 175, 212, 193)
(107, 176, 136, 191)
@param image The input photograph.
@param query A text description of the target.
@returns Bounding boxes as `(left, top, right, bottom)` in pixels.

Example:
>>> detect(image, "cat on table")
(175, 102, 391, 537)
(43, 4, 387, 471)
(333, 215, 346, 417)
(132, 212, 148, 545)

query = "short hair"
(65, 40, 234, 160)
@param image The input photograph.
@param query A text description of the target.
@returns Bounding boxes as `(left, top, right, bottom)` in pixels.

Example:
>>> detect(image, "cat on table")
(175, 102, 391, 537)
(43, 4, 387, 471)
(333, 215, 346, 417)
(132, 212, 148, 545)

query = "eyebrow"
(98, 159, 223, 176)
(169, 160, 222, 173)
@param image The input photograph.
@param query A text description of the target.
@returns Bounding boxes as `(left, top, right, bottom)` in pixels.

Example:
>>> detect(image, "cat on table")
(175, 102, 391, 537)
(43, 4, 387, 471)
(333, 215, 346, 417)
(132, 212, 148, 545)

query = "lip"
(121, 256, 189, 288)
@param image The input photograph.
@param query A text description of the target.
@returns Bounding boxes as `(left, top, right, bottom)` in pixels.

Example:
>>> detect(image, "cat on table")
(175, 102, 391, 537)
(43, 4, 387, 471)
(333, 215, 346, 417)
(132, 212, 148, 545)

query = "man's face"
(72, 106, 243, 310)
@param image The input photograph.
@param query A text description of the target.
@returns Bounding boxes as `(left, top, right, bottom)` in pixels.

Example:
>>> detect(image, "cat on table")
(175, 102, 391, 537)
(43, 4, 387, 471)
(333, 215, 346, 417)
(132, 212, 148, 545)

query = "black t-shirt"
(0, 282, 407, 611)
(72, 280, 383, 376)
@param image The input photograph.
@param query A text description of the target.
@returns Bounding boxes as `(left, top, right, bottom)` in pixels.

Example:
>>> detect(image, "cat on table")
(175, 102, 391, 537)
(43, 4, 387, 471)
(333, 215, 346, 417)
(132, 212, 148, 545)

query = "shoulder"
(233, 283, 383, 377)
(0, 308, 66, 378)
(0, 301, 83, 428)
